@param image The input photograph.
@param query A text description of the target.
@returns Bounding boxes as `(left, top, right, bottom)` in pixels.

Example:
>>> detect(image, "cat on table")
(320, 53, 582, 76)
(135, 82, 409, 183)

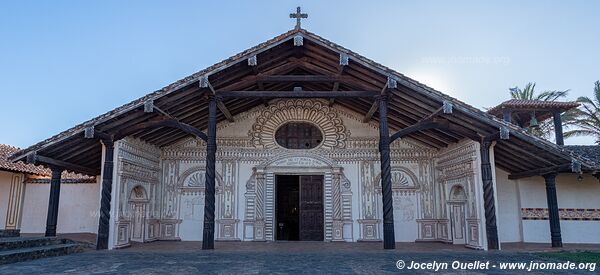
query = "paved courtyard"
(0, 242, 598, 274)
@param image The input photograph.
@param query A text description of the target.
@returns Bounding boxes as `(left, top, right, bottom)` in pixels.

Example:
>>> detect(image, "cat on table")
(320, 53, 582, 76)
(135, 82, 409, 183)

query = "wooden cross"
(289, 6, 308, 29)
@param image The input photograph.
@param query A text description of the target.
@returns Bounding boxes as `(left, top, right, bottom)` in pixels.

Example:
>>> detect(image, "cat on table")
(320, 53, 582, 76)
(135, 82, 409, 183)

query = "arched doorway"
(129, 185, 149, 242)
(448, 185, 467, 245)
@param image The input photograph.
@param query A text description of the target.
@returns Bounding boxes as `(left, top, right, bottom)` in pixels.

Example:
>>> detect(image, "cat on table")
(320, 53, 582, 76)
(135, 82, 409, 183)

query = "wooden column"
(96, 139, 114, 250)
(202, 96, 218, 250)
(543, 173, 562, 247)
(45, 166, 63, 237)
(378, 94, 395, 249)
(502, 109, 512, 123)
(480, 141, 499, 250)
(552, 111, 564, 146)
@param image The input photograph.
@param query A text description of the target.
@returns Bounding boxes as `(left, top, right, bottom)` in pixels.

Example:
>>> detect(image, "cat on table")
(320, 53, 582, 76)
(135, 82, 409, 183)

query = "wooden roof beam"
(218, 89, 377, 98)
(26, 152, 99, 176)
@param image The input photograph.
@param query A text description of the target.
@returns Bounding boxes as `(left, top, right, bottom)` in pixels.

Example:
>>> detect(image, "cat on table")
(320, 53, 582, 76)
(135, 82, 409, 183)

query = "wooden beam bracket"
(200, 76, 234, 122)
(84, 126, 112, 141)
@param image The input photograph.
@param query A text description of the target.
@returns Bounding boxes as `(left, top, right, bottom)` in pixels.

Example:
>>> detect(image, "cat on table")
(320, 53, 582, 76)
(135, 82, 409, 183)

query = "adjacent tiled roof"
(0, 144, 48, 175)
(564, 146, 600, 169)
(488, 99, 580, 114)
(0, 144, 96, 183)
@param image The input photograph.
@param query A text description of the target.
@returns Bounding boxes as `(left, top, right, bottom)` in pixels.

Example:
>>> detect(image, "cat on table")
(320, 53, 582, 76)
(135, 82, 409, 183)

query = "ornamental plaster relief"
(113, 138, 161, 248)
(112, 102, 445, 244)
(433, 140, 485, 249)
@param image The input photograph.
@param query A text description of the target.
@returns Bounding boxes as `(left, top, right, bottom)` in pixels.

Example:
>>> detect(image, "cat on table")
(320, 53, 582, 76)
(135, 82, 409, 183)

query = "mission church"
(1, 9, 599, 251)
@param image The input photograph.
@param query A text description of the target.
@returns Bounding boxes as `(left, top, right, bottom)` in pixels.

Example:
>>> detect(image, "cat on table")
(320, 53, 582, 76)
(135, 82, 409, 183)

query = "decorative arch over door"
(243, 154, 353, 242)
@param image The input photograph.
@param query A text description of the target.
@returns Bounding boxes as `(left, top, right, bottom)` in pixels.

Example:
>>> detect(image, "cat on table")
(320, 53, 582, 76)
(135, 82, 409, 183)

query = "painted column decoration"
(202, 95, 218, 249)
(45, 166, 63, 237)
(480, 141, 499, 250)
(331, 168, 343, 241)
(543, 173, 563, 247)
(5, 173, 25, 231)
(358, 161, 380, 241)
(254, 169, 266, 241)
(96, 139, 114, 250)
(216, 160, 239, 240)
(243, 169, 257, 240)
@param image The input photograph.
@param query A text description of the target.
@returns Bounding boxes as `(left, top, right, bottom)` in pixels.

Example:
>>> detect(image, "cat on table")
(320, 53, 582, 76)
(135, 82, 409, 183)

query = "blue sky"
(1, 0, 598, 148)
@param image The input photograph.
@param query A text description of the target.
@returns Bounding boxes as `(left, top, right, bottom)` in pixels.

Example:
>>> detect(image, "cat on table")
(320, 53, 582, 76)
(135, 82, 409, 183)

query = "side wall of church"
(494, 168, 522, 243)
(0, 171, 14, 230)
(20, 178, 100, 234)
(496, 169, 600, 244)
(518, 174, 600, 244)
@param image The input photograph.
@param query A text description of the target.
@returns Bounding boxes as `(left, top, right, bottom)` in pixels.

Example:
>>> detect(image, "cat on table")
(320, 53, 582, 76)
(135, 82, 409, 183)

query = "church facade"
(107, 99, 488, 249)
(5, 26, 600, 251)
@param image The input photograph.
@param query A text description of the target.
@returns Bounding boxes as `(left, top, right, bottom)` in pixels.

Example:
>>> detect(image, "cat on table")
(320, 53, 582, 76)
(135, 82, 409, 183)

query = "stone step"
(0, 237, 72, 251)
(0, 230, 20, 238)
(0, 243, 83, 265)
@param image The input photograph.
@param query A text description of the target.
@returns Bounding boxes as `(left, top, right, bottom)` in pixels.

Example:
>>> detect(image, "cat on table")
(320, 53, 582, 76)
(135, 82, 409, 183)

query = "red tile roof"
(0, 144, 96, 183)
(488, 99, 579, 114)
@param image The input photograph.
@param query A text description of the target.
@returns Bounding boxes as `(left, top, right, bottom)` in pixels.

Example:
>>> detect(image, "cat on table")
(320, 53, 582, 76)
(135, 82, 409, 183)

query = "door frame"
(274, 172, 325, 241)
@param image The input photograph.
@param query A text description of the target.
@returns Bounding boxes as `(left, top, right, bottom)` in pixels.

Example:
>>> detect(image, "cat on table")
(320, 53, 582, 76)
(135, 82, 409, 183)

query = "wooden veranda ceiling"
(10, 29, 590, 177)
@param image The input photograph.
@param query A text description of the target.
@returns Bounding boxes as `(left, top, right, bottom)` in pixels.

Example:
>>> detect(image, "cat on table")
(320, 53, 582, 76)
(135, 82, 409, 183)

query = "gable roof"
(8, 28, 597, 177)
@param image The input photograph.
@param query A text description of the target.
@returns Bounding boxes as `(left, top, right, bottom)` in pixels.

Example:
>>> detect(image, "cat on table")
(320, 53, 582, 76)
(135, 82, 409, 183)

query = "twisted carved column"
(480, 141, 499, 250)
(45, 166, 63, 237)
(254, 170, 265, 241)
(202, 96, 218, 249)
(378, 94, 395, 249)
(332, 169, 343, 241)
(543, 173, 562, 247)
(96, 139, 114, 249)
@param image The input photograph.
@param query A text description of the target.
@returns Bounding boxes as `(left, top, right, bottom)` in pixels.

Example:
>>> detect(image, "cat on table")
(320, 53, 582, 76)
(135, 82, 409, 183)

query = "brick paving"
(0, 242, 597, 274)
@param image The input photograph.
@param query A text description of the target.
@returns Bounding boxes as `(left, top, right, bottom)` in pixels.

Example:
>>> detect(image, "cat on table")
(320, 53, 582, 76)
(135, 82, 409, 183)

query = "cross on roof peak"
(289, 6, 308, 30)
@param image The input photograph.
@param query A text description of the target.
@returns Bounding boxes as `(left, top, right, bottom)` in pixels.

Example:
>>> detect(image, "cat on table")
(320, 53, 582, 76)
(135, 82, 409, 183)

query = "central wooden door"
(299, 175, 324, 241)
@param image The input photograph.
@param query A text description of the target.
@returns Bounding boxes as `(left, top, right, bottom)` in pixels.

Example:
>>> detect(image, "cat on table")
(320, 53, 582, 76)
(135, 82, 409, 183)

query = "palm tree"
(509, 82, 570, 139)
(564, 81, 600, 144)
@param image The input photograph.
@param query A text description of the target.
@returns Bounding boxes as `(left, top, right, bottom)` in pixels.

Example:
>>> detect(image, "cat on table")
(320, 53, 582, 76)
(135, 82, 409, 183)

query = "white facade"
(106, 99, 489, 249)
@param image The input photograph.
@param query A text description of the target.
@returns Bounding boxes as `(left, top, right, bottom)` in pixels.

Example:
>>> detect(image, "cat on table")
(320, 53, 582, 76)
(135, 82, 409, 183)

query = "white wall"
(0, 171, 13, 230)
(20, 180, 100, 234)
(495, 168, 522, 243)
(518, 174, 600, 244)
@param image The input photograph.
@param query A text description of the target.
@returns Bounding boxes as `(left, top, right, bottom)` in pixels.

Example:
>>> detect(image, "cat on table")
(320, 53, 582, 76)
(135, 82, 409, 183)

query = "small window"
(275, 122, 323, 149)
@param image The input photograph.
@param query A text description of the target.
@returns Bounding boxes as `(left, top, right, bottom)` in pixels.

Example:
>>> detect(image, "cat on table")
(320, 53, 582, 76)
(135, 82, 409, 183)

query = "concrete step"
(0, 237, 73, 251)
(0, 243, 83, 265)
